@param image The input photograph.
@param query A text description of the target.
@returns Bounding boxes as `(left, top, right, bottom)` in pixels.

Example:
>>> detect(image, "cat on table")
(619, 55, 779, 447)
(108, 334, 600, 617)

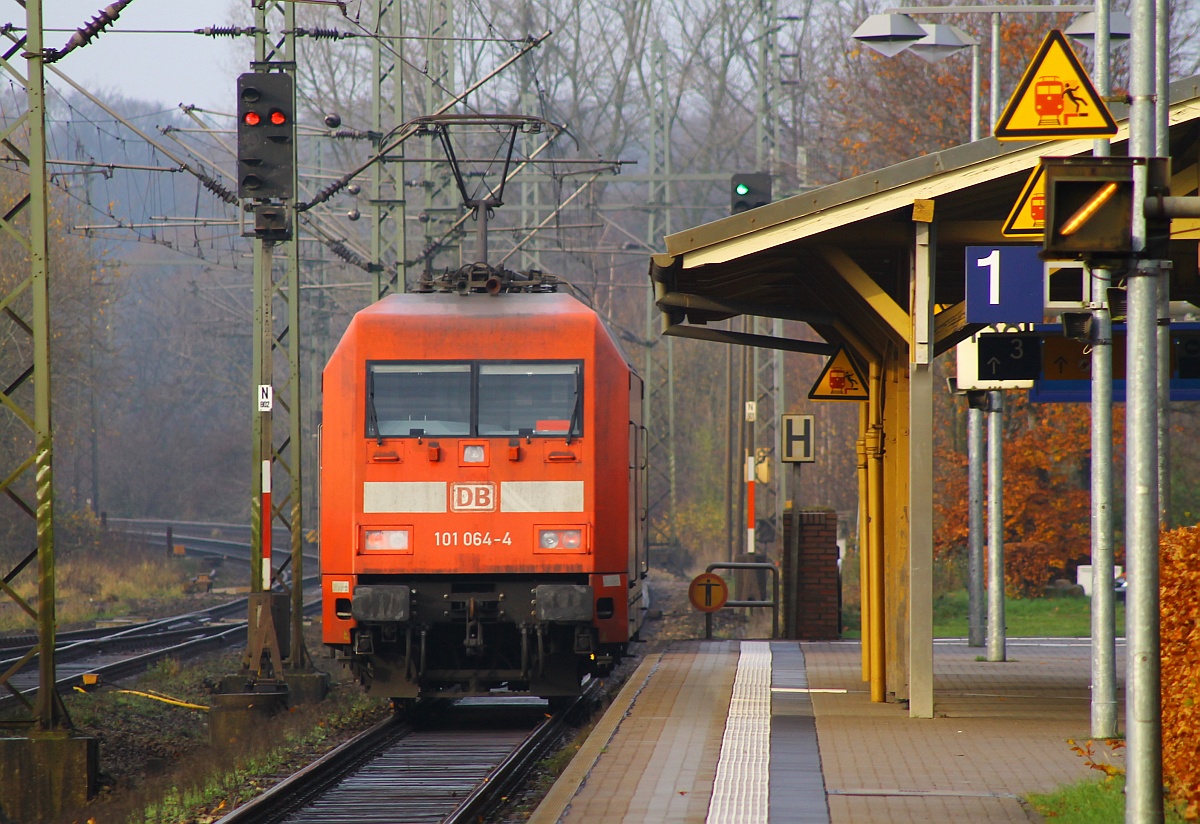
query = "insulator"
(295, 27, 349, 40)
(323, 237, 373, 272)
(197, 26, 256, 38)
(198, 174, 238, 205)
(45, 0, 132, 63)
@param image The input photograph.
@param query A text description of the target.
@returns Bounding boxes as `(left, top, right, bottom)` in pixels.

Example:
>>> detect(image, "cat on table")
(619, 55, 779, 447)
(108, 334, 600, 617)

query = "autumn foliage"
(933, 392, 1124, 597)
(1160, 525, 1200, 817)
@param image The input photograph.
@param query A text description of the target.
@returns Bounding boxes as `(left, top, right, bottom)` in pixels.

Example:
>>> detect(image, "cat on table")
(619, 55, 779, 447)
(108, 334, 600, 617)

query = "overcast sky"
(41, 1, 245, 113)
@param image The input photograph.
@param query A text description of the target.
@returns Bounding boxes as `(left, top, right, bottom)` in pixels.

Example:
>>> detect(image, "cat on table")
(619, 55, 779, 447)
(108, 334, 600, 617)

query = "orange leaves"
(933, 393, 1122, 595)
(1067, 737, 1125, 780)
(1161, 525, 1200, 813)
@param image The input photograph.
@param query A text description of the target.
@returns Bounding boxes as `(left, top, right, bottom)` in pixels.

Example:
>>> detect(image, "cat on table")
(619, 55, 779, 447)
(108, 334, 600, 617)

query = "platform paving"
(529, 636, 1125, 823)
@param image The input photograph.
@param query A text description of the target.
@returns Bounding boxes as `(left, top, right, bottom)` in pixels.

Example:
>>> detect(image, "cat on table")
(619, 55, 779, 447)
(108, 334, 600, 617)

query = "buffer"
(994, 29, 1117, 141)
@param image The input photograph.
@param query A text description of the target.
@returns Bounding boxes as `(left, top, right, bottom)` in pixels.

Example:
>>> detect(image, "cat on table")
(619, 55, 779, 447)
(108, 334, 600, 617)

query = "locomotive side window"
(478, 363, 582, 437)
(368, 363, 471, 437)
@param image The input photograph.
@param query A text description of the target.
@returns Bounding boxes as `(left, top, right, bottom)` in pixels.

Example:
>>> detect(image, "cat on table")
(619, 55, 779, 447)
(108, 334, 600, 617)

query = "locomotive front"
(321, 289, 647, 700)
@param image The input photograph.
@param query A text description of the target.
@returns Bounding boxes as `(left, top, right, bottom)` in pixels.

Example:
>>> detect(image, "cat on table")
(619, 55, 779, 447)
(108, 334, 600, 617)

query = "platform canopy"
(650, 76, 1200, 365)
(648, 75, 1200, 717)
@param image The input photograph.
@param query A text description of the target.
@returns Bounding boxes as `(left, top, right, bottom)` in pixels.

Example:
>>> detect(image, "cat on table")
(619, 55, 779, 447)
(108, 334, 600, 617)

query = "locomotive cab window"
(479, 363, 581, 437)
(368, 363, 471, 437)
(366, 361, 582, 439)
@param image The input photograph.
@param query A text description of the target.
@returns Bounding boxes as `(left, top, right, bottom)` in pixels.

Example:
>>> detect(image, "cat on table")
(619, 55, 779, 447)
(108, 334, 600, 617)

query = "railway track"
(215, 680, 603, 824)
(0, 519, 320, 713)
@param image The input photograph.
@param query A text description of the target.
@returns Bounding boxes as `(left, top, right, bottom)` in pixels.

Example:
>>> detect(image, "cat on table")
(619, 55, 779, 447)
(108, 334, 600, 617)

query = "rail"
(704, 561, 779, 640)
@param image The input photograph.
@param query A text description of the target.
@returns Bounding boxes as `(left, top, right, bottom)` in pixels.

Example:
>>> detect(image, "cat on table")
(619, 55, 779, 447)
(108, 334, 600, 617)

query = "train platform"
(528, 637, 1124, 823)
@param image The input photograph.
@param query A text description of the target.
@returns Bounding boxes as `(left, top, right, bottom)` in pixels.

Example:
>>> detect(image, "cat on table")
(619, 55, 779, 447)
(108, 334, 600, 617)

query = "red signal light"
(243, 111, 261, 127)
(270, 110, 287, 126)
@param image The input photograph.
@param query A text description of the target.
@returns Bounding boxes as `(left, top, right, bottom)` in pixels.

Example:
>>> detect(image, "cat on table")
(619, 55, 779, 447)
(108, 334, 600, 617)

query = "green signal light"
(735, 183, 751, 196)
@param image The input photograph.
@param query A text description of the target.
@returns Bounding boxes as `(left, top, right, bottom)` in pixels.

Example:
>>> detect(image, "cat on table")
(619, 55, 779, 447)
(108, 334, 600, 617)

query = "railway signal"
(237, 72, 295, 199)
(1041, 157, 1170, 261)
(730, 172, 771, 214)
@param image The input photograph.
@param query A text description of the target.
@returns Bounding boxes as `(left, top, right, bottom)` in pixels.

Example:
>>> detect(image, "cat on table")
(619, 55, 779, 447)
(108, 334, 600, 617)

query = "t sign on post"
(966, 245, 1044, 324)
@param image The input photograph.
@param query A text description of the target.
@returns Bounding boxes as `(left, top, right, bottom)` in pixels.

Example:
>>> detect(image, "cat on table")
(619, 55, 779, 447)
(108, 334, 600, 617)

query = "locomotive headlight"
(364, 529, 410, 551)
(537, 528, 583, 551)
(463, 445, 486, 463)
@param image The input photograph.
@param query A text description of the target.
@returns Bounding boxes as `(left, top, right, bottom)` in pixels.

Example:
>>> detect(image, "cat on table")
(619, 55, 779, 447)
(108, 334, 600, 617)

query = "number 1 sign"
(966, 245, 1045, 324)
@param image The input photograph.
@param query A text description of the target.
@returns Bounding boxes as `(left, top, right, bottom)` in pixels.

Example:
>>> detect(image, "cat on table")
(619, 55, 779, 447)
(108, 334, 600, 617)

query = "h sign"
(781, 414, 816, 463)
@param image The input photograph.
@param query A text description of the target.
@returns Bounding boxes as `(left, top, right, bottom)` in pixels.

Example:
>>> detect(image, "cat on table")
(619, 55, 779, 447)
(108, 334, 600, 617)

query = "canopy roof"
(650, 77, 1200, 361)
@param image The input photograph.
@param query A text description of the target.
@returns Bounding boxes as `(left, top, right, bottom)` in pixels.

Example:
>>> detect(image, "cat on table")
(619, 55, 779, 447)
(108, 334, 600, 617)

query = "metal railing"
(703, 561, 779, 640)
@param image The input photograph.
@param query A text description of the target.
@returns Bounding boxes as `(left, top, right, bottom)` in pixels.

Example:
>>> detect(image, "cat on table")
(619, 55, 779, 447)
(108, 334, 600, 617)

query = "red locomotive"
(321, 267, 649, 701)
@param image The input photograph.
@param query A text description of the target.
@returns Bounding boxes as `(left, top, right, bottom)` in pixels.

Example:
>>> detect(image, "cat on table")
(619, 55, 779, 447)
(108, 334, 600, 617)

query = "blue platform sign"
(1026, 324, 1200, 402)
(966, 245, 1044, 324)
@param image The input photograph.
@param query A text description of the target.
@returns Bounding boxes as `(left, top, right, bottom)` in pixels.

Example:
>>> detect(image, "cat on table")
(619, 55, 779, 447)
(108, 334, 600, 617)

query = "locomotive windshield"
(369, 364, 472, 437)
(367, 361, 582, 438)
(479, 363, 580, 436)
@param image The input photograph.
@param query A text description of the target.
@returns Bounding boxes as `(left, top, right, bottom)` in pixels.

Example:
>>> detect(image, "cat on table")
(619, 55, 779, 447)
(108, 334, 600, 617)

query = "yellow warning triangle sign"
(1002, 165, 1046, 238)
(994, 30, 1117, 141)
(809, 348, 868, 401)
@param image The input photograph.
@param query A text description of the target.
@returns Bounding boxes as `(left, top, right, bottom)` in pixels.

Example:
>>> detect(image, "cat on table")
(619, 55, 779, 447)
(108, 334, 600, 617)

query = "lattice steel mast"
(247, 0, 310, 677)
(371, 0, 407, 298)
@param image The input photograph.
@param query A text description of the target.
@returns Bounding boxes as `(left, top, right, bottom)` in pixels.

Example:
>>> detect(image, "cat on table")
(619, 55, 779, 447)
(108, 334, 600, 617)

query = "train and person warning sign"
(1002, 165, 1047, 238)
(689, 572, 729, 613)
(994, 30, 1116, 141)
(809, 348, 868, 401)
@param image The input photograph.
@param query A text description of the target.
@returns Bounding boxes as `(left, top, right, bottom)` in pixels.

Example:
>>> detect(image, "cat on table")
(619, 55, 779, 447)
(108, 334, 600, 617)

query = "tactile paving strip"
(706, 640, 772, 823)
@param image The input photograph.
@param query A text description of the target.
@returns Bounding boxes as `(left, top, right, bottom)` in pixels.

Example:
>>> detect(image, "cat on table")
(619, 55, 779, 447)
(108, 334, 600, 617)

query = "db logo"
(451, 482, 496, 512)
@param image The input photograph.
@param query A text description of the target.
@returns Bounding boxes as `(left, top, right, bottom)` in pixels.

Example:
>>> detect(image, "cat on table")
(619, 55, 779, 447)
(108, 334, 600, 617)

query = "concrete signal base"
(284, 671, 330, 706)
(0, 732, 98, 822)
(209, 688, 288, 748)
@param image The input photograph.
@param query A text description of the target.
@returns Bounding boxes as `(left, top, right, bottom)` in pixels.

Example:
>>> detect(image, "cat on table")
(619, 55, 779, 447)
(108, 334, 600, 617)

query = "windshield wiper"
(565, 367, 582, 445)
(367, 372, 383, 445)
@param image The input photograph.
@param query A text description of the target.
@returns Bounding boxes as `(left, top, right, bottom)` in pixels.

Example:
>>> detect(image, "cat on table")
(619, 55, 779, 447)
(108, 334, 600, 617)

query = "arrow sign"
(976, 333, 1042, 380)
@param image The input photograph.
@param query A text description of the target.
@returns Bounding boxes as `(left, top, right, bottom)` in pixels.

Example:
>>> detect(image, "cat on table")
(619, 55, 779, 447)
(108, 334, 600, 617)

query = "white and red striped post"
(745, 452, 756, 554)
(261, 459, 272, 590)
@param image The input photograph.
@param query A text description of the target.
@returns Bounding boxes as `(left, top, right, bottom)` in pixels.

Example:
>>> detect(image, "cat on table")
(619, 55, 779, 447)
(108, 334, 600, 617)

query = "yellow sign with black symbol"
(809, 348, 868, 401)
(994, 29, 1116, 141)
(689, 573, 729, 613)
(1002, 165, 1047, 238)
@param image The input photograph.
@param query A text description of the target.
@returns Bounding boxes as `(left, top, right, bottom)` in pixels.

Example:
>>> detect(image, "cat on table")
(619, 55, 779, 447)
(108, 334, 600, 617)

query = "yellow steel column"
(857, 407, 870, 683)
(867, 357, 886, 703)
(882, 349, 910, 702)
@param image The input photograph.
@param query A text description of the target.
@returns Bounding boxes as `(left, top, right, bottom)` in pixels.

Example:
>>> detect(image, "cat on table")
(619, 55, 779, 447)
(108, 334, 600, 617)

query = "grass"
(1028, 776, 1188, 822)
(61, 645, 390, 824)
(0, 541, 203, 633)
(841, 589, 1126, 639)
(931, 590, 1125, 638)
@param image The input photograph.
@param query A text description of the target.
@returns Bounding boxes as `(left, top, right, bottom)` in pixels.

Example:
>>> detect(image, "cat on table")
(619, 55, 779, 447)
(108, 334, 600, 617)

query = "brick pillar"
(781, 507, 840, 640)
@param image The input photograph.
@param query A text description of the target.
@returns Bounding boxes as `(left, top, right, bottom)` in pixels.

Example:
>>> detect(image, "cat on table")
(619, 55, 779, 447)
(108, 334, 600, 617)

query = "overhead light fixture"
(909, 24, 977, 63)
(1064, 11, 1132, 43)
(851, 13, 926, 58)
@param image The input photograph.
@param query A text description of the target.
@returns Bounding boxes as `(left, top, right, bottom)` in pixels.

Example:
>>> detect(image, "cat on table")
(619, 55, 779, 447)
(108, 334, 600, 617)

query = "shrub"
(1160, 525, 1200, 817)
